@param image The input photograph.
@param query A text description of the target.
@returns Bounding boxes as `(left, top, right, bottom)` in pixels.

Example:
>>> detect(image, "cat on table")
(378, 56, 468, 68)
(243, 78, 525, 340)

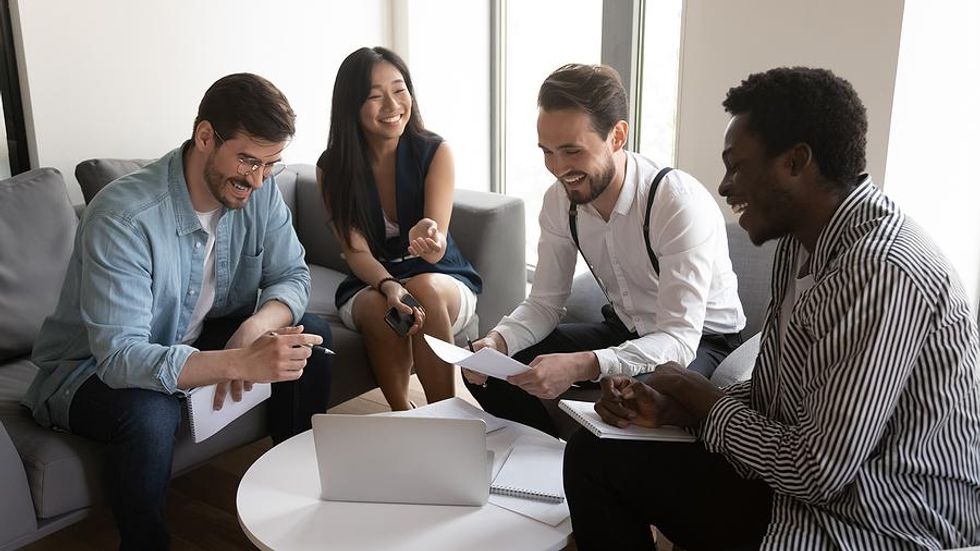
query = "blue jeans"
(69, 313, 333, 550)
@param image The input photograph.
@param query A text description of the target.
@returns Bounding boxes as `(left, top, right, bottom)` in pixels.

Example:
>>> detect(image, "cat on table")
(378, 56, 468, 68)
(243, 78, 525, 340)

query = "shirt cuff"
(492, 324, 522, 357)
(700, 395, 744, 453)
(593, 348, 620, 379)
(258, 290, 305, 325)
(161, 344, 197, 394)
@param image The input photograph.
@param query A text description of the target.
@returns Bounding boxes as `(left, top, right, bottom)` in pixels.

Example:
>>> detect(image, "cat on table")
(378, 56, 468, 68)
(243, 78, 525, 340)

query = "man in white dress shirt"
(463, 64, 745, 437)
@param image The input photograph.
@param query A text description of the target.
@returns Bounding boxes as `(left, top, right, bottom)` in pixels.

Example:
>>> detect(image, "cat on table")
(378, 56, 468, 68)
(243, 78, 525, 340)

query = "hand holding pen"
(462, 337, 489, 387)
(268, 329, 334, 356)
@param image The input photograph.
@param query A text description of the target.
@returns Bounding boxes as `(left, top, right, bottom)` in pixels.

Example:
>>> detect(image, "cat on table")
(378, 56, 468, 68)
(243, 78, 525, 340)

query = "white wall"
(394, 0, 491, 192)
(884, 0, 980, 307)
(675, 0, 905, 214)
(12, 0, 388, 205)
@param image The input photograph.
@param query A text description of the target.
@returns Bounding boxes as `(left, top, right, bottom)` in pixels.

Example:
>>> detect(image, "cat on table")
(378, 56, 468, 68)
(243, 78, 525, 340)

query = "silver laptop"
(311, 414, 490, 506)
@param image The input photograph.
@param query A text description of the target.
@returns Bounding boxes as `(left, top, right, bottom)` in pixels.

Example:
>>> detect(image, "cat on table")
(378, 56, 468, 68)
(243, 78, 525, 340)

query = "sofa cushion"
(709, 332, 761, 388)
(0, 357, 270, 519)
(308, 264, 345, 323)
(291, 164, 350, 274)
(0, 168, 77, 361)
(74, 158, 153, 204)
(726, 222, 775, 336)
(0, 358, 103, 519)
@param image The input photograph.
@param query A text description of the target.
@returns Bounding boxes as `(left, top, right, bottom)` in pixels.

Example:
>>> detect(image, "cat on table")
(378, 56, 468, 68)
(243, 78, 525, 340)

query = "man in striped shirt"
(563, 67, 980, 550)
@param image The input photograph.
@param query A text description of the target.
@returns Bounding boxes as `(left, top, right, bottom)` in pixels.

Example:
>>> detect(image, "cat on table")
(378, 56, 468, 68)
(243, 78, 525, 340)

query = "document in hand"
(423, 335, 530, 380)
(558, 399, 696, 442)
(185, 383, 271, 443)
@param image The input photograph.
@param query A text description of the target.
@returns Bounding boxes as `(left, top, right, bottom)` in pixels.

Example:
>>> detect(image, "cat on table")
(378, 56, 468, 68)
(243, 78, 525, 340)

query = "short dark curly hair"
(723, 67, 867, 187)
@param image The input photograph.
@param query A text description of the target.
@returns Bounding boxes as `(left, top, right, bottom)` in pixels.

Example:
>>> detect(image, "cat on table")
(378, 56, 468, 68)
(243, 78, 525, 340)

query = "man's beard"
(204, 153, 249, 210)
(564, 157, 616, 205)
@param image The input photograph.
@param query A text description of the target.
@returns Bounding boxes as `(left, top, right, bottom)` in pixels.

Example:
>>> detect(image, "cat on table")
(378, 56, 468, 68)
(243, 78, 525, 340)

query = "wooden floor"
(22, 373, 587, 551)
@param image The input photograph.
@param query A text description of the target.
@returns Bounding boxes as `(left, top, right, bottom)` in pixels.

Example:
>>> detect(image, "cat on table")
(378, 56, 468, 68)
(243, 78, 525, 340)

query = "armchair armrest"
(0, 420, 38, 547)
(450, 190, 526, 336)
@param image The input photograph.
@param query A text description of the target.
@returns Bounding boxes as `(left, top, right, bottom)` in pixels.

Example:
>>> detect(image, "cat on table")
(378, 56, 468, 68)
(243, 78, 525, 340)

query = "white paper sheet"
(423, 335, 530, 379)
(384, 397, 506, 433)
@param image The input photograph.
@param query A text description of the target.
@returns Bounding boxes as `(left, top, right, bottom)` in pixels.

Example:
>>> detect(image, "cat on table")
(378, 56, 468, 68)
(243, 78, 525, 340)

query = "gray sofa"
(0, 163, 527, 550)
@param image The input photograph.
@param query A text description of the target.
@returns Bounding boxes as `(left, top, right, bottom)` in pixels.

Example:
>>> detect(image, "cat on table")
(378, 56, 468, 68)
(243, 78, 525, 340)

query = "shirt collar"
(169, 141, 211, 236)
(809, 174, 878, 278)
(610, 151, 638, 217)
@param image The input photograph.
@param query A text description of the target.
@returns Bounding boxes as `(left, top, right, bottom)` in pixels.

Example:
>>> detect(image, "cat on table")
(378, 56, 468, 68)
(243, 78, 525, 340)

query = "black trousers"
(464, 316, 740, 438)
(564, 430, 773, 550)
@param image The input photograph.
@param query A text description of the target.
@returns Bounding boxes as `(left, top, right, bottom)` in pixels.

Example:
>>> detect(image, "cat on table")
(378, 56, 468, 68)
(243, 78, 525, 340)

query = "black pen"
(304, 344, 335, 355)
(466, 338, 476, 353)
(269, 331, 334, 355)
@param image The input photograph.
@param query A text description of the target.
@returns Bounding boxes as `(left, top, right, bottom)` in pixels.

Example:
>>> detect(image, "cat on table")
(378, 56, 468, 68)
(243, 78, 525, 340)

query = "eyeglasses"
(212, 127, 288, 178)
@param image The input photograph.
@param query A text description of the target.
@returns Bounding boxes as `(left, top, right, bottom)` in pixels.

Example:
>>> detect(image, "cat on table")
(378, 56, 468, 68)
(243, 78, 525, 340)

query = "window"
(637, 0, 683, 165)
(503, 0, 603, 266)
(397, 0, 492, 192)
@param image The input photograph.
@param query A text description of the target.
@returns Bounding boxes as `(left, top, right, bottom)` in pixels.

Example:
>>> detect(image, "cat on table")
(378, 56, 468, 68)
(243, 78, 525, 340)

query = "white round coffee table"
(237, 417, 572, 550)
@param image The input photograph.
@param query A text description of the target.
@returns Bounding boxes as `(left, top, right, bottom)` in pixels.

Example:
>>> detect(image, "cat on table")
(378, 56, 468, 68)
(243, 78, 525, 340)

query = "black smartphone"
(384, 294, 422, 336)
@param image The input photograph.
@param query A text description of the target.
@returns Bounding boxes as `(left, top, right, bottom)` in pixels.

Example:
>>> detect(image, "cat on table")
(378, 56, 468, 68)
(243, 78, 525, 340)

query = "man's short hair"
(193, 73, 296, 143)
(538, 64, 628, 138)
(723, 67, 867, 187)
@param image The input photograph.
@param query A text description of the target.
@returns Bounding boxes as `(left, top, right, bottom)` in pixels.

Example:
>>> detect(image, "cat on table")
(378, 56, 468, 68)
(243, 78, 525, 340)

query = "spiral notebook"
(490, 440, 565, 504)
(185, 383, 271, 443)
(559, 399, 696, 442)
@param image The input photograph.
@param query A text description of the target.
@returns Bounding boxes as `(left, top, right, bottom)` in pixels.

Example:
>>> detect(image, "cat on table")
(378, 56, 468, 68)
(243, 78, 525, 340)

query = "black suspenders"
(568, 166, 673, 288)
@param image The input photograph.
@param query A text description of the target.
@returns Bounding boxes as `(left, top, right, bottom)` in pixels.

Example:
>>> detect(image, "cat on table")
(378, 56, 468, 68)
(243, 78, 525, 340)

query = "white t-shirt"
(182, 207, 222, 344)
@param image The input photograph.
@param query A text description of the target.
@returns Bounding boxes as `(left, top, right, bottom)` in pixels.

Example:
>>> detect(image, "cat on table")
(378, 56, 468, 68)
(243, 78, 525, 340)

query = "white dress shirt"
(494, 151, 745, 377)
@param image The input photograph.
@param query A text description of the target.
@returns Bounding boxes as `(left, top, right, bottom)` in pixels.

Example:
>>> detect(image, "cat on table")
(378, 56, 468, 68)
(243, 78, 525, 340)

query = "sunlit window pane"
(638, 0, 683, 165)
(504, 0, 603, 266)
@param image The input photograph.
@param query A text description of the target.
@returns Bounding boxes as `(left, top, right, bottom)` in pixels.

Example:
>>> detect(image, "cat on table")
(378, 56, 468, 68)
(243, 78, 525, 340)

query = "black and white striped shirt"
(701, 178, 980, 549)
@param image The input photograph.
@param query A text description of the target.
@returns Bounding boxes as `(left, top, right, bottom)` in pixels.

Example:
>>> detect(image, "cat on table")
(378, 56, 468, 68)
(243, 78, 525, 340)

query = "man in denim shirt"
(23, 73, 333, 550)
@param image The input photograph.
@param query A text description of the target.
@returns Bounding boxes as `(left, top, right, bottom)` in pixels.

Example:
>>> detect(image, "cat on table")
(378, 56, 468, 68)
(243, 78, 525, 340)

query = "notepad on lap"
(559, 399, 696, 442)
(185, 383, 271, 443)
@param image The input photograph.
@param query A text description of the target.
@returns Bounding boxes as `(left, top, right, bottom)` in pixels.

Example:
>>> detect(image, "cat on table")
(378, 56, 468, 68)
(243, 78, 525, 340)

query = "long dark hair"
(321, 46, 427, 253)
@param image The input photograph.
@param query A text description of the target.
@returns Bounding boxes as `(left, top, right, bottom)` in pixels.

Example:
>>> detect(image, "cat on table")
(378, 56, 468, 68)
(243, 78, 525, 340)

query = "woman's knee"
(404, 275, 453, 316)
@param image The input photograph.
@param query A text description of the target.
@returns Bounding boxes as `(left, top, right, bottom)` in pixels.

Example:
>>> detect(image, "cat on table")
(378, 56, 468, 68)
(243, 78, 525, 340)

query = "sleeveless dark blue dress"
(318, 131, 482, 309)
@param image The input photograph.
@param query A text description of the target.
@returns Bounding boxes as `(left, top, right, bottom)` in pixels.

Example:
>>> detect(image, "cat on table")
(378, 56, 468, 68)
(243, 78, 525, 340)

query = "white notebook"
(185, 383, 271, 443)
(559, 399, 696, 442)
(490, 440, 565, 504)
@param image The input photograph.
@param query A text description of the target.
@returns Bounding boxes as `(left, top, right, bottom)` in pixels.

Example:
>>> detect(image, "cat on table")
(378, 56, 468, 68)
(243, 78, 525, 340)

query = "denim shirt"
(23, 144, 311, 430)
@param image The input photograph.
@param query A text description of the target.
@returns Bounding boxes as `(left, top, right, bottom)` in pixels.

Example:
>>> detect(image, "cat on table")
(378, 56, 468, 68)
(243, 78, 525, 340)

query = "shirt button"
(195, 242, 202, 249)
(189, 289, 196, 295)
